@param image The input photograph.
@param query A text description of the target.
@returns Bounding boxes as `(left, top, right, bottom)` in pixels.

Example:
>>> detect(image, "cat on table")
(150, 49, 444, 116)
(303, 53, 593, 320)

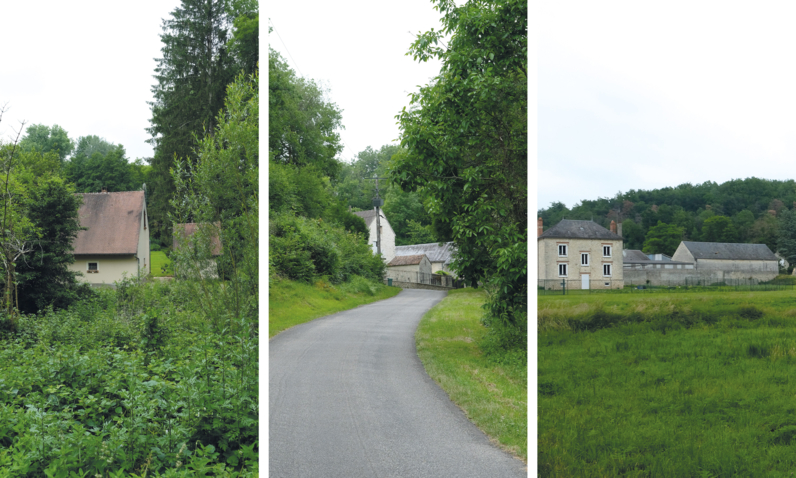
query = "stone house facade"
(671, 241, 779, 282)
(538, 218, 623, 290)
(394, 242, 456, 275)
(68, 191, 149, 286)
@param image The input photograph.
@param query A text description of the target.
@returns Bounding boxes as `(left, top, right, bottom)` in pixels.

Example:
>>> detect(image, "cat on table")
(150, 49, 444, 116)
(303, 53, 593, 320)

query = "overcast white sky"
(0, 1, 182, 161)
(539, 1, 796, 210)
(266, 0, 444, 162)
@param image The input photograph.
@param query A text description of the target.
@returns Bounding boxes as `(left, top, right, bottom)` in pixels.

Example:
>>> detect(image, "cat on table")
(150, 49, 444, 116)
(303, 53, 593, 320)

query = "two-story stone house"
(537, 218, 624, 290)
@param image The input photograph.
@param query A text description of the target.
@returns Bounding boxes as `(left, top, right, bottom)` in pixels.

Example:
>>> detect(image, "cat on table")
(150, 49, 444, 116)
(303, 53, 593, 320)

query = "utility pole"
(370, 177, 389, 257)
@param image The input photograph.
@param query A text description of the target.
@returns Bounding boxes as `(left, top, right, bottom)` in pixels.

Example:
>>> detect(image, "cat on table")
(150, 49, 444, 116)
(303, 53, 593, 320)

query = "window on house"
(581, 253, 589, 266)
(558, 244, 567, 256)
(603, 264, 611, 276)
(558, 263, 568, 276)
(88, 262, 98, 273)
(603, 245, 612, 257)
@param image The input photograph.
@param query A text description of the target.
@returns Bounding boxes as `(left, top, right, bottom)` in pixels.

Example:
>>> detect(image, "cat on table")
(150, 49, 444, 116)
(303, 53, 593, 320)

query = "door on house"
(581, 274, 590, 290)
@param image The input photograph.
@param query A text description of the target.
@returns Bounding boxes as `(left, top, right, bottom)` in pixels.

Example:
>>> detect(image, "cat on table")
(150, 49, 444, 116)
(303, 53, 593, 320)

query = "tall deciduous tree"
(19, 124, 74, 163)
(147, 0, 236, 243)
(392, 0, 527, 329)
(642, 222, 684, 256)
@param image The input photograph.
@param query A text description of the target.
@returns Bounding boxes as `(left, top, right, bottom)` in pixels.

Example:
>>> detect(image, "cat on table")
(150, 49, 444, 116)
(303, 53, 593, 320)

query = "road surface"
(270, 289, 527, 477)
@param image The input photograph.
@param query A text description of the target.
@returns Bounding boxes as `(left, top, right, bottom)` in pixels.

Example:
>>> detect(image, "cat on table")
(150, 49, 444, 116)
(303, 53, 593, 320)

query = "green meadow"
(539, 290, 796, 477)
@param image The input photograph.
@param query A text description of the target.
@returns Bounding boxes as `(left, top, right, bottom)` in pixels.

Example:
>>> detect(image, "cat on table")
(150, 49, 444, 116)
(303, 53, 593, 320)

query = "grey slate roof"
(352, 209, 380, 228)
(538, 219, 622, 241)
(395, 242, 455, 264)
(623, 250, 651, 262)
(623, 249, 693, 265)
(681, 241, 778, 261)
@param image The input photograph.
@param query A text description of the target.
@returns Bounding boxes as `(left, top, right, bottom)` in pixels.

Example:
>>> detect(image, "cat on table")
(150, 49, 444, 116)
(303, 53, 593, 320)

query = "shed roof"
(395, 242, 455, 264)
(72, 191, 145, 255)
(681, 241, 778, 261)
(173, 223, 223, 256)
(387, 254, 427, 266)
(538, 219, 622, 241)
(623, 249, 651, 262)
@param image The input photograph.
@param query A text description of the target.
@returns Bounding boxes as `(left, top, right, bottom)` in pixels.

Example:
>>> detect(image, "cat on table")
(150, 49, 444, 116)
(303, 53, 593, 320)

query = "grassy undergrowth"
(268, 276, 401, 338)
(150, 251, 173, 278)
(416, 288, 527, 462)
(539, 290, 796, 477)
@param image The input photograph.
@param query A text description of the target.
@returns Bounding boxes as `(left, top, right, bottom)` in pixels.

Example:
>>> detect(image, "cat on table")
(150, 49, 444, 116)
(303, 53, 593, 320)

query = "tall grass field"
(539, 290, 796, 477)
(416, 288, 527, 461)
(268, 276, 401, 338)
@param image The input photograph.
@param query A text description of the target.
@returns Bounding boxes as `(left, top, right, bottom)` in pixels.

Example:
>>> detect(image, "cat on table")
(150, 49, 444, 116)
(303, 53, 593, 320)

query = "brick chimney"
(610, 220, 617, 234)
(538, 217, 543, 237)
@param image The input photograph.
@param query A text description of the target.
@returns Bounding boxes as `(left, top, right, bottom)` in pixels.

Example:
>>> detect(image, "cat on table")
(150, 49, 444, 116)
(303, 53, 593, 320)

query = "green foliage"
(171, 70, 258, 325)
(777, 209, 796, 269)
(393, 0, 527, 329)
(270, 214, 384, 284)
(16, 175, 91, 314)
(147, 0, 237, 244)
(64, 143, 142, 193)
(19, 124, 74, 163)
(701, 215, 738, 242)
(0, 280, 258, 476)
(642, 221, 684, 256)
(268, 48, 343, 180)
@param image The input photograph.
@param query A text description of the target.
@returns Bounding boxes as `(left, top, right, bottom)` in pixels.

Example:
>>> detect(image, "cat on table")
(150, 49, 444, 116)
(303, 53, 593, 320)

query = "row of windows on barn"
(556, 243, 613, 278)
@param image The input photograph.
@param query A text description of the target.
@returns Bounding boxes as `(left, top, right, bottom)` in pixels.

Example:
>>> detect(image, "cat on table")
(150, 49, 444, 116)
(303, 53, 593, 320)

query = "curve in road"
(270, 289, 527, 477)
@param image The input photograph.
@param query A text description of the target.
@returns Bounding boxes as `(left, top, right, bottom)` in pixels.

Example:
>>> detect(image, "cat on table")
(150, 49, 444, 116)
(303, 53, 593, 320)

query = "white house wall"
(137, 203, 150, 276)
(366, 211, 396, 263)
(70, 256, 140, 285)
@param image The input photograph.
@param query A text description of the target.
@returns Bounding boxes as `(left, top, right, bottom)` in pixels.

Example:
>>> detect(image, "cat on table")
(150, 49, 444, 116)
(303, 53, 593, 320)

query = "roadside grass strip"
(415, 288, 527, 462)
(268, 276, 401, 338)
(150, 251, 173, 277)
(539, 290, 796, 477)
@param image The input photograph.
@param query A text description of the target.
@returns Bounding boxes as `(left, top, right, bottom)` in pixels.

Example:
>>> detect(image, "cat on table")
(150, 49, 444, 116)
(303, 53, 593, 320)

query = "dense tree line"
(538, 177, 796, 261)
(393, 0, 527, 342)
(269, 45, 384, 284)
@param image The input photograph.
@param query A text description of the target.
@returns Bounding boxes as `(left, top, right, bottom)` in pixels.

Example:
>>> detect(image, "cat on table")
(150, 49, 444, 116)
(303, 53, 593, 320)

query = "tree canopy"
(392, 0, 527, 329)
(19, 124, 74, 162)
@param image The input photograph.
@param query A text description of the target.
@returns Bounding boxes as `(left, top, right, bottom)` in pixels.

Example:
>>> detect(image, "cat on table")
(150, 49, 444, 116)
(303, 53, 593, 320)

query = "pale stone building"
(671, 241, 778, 282)
(394, 242, 456, 275)
(352, 209, 396, 263)
(385, 254, 432, 283)
(537, 218, 623, 290)
(69, 191, 149, 286)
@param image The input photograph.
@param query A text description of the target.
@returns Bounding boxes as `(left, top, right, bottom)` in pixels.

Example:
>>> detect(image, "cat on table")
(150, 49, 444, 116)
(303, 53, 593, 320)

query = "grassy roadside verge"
(415, 288, 527, 462)
(269, 276, 401, 338)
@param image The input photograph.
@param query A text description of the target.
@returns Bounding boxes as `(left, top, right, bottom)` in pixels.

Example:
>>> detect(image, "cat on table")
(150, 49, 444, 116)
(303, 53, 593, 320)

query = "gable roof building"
(538, 218, 623, 289)
(69, 191, 149, 285)
(671, 241, 778, 280)
(352, 208, 396, 263)
(394, 242, 456, 274)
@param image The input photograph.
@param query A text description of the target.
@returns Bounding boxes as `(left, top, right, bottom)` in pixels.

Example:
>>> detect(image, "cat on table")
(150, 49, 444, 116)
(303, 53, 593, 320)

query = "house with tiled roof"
(173, 222, 223, 279)
(352, 208, 395, 263)
(68, 190, 149, 285)
(671, 241, 778, 280)
(537, 218, 623, 289)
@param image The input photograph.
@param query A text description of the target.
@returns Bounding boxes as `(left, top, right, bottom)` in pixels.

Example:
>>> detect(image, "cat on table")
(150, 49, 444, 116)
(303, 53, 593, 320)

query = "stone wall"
(385, 280, 455, 291)
(624, 268, 778, 286)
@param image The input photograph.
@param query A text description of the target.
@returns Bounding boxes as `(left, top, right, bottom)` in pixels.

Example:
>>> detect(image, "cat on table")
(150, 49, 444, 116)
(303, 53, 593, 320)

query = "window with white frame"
(581, 252, 589, 266)
(603, 263, 611, 276)
(558, 263, 568, 277)
(603, 245, 612, 257)
(558, 244, 568, 257)
(87, 262, 99, 274)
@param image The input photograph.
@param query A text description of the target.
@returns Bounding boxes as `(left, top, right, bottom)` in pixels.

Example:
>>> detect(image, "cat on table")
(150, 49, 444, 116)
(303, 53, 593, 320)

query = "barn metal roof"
(395, 242, 455, 264)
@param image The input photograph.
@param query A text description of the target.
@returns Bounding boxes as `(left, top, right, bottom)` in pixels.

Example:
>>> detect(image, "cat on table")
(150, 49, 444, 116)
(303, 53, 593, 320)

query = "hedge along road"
(269, 289, 527, 478)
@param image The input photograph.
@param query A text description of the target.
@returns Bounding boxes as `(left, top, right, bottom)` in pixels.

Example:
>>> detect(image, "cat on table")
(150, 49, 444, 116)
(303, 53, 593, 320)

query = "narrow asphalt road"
(270, 289, 527, 478)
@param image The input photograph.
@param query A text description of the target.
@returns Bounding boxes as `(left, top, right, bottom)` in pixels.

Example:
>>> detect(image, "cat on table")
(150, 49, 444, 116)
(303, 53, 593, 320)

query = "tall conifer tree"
(147, 0, 236, 243)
